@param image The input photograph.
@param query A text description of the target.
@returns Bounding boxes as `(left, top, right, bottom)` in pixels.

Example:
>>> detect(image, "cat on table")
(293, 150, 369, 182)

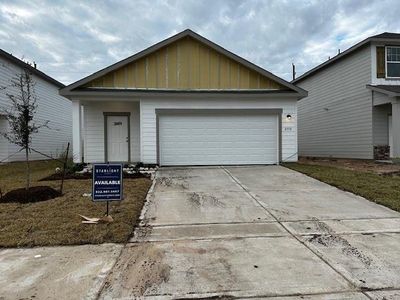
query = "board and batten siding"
(83, 101, 140, 162)
(139, 97, 297, 164)
(0, 56, 71, 162)
(84, 37, 285, 91)
(296, 45, 373, 159)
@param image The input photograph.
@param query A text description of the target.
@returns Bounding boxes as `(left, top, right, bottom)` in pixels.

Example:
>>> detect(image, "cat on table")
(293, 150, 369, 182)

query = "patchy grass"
(0, 160, 62, 194)
(298, 157, 400, 175)
(0, 160, 152, 247)
(284, 163, 400, 213)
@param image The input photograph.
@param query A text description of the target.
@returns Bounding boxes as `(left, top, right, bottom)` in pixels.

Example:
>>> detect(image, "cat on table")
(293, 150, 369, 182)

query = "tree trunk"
(25, 147, 30, 191)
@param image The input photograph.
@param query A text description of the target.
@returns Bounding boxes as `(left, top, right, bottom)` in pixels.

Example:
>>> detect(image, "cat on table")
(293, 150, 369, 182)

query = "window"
(386, 46, 400, 78)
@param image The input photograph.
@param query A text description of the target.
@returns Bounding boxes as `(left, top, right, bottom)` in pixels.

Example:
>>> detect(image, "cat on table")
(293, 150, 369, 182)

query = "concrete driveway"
(99, 166, 400, 299)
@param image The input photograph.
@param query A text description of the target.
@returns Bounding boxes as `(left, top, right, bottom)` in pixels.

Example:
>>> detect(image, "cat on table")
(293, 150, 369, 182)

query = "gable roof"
(370, 32, 400, 39)
(60, 29, 306, 96)
(293, 32, 400, 84)
(0, 49, 65, 88)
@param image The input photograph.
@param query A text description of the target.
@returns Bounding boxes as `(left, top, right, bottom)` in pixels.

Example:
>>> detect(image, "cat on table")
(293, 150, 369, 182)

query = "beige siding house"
(294, 32, 400, 160)
(60, 29, 306, 166)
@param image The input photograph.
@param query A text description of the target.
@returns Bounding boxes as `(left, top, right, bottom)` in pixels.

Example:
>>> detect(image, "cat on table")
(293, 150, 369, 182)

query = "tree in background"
(0, 69, 49, 191)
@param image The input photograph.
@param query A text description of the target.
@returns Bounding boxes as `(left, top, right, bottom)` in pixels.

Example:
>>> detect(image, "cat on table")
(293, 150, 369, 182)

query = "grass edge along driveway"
(283, 163, 400, 213)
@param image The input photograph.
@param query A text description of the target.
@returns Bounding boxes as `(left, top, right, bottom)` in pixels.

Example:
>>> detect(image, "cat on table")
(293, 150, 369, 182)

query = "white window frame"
(385, 46, 400, 79)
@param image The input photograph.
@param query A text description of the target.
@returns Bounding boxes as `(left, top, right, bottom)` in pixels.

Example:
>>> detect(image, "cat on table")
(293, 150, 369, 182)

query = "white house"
(60, 29, 306, 166)
(0, 49, 72, 162)
(293, 32, 400, 160)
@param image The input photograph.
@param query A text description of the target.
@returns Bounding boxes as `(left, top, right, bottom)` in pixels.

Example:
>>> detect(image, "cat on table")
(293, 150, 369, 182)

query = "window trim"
(385, 46, 400, 79)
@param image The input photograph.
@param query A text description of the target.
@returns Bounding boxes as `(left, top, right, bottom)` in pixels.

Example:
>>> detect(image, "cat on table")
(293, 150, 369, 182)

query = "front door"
(107, 115, 129, 162)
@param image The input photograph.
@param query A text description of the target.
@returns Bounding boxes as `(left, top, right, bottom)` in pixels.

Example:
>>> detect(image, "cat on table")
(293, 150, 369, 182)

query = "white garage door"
(159, 112, 279, 166)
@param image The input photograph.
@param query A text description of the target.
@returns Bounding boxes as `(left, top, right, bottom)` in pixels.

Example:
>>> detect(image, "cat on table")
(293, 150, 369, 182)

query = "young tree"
(0, 69, 49, 191)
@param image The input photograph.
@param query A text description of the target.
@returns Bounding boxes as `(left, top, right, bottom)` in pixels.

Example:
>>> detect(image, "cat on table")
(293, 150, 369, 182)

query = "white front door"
(389, 115, 393, 158)
(107, 115, 129, 162)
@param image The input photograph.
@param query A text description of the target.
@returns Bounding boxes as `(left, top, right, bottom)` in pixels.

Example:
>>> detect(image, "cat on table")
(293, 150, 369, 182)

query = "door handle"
(126, 137, 129, 142)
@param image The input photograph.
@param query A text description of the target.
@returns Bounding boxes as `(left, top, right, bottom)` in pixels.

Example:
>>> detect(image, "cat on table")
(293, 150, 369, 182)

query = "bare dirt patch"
(299, 157, 400, 175)
(188, 192, 225, 208)
(1, 186, 61, 203)
(102, 243, 171, 297)
(307, 219, 373, 266)
(157, 176, 188, 190)
(308, 234, 372, 267)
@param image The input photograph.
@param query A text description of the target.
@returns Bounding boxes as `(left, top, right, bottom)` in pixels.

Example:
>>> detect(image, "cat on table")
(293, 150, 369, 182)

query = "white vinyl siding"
(0, 117, 8, 162)
(159, 113, 278, 165)
(83, 101, 140, 162)
(297, 45, 373, 159)
(0, 56, 71, 162)
(140, 97, 297, 164)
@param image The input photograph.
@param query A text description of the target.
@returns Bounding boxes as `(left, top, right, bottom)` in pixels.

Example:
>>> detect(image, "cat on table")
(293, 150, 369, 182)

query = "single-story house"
(0, 49, 72, 162)
(60, 29, 306, 166)
(293, 32, 400, 160)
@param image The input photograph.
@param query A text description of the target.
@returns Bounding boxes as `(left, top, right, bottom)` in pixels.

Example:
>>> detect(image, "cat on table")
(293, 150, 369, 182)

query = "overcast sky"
(1, 0, 400, 85)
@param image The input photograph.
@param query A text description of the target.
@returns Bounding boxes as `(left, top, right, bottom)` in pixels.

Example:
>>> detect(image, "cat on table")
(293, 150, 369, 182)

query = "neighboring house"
(0, 49, 71, 162)
(60, 29, 306, 166)
(293, 32, 400, 160)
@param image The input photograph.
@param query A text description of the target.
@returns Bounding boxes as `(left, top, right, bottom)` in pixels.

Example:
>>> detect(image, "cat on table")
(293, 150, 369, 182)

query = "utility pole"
(292, 63, 296, 81)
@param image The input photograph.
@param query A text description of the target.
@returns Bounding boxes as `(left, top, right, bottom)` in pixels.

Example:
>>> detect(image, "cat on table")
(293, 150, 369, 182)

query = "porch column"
(72, 100, 82, 163)
(392, 100, 400, 158)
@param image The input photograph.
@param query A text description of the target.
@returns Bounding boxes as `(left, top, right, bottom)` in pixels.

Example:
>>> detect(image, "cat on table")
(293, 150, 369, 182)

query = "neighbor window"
(386, 46, 400, 78)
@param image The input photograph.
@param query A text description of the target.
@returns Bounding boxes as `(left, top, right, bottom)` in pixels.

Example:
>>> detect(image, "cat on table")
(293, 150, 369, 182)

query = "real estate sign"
(92, 164, 123, 201)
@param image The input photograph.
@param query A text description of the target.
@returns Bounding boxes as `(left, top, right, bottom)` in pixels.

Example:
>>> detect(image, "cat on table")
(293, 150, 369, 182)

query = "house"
(60, 29, 306, 166)
(293, 32, 400, 160)
(0, 49, 71, 162)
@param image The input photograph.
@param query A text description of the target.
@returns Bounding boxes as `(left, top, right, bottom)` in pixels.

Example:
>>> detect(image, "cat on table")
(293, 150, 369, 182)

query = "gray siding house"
(293, 33, 400, 160)
(0, 49, 72, 162)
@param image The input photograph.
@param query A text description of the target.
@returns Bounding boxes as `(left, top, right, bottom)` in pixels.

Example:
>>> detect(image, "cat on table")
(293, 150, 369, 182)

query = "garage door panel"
(159, 113, 278, 166)
(162, 142, 277, 149)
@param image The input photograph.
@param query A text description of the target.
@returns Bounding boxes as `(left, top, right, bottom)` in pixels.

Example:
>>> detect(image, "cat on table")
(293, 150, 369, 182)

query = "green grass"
(284, 163, 400, 213)
(0, 160, 152, 248)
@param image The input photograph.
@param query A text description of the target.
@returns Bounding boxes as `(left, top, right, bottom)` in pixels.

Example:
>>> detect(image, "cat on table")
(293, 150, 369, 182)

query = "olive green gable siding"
(84, 37, 285, 90)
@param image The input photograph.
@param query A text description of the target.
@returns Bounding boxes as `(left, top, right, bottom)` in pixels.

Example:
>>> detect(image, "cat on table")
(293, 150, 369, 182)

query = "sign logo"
(92, 164, 123, 201)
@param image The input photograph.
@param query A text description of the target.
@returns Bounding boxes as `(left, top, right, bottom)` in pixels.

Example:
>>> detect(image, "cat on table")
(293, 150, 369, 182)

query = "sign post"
(92, 164, 123, 216)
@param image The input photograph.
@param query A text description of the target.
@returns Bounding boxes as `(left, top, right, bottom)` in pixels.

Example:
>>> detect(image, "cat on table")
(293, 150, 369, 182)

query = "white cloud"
(86, 26, 122, 44)
(0, 4, 34, 23)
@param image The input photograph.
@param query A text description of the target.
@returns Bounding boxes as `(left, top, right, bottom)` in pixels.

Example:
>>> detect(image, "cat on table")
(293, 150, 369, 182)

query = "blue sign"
(92, 164, 123, 201)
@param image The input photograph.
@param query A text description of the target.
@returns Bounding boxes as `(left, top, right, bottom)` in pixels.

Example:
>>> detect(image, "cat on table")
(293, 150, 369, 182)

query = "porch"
(370, 86, 400, 159)
(72, 99, 140, 164)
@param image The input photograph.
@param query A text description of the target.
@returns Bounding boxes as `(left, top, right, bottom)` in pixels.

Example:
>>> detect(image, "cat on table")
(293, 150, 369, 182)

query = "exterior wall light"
(286, 114, 292, 120)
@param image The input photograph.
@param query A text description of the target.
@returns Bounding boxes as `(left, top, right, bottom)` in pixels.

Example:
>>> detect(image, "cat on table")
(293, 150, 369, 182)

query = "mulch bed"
(1, 186, 61, 204)
(40, 172, 150, 181)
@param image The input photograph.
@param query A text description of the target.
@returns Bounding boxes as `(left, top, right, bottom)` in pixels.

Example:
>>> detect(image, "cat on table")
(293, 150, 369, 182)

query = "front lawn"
(0, 160, 152, 247)
(284, 163, 400, 213)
